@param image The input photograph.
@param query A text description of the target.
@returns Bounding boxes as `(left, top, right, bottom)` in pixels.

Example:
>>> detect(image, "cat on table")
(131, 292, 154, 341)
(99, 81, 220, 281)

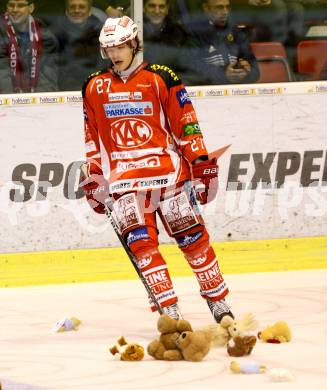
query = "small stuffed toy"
(147, 314, 193, 361)
(202, 313, 259, 348)
(175, 330, 212, 362)
(258, 321, 291, 343)
(110, 336, 144, 361)
(227, 335, 257, 357)
(267, 368, 295, 382)
(230, 360, 266, 374)
(52, 316, 81, 332)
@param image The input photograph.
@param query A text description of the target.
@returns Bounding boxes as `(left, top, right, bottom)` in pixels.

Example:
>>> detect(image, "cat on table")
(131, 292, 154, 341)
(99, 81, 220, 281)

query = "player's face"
(6, 0, 34, 26)
(105, 43, 134, 71)
(203, 0, 230, 27)
(66, 0, 91, 24)
(144, 0, 169, 25)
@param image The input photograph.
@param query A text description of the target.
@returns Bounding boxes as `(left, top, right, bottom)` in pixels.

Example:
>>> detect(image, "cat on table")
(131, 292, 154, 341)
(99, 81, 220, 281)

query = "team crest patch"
(176, 88, 191, 108)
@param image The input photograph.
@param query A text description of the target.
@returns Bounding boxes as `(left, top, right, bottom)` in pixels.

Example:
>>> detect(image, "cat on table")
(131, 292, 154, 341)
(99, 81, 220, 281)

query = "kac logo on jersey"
(103, 102, 153, 118)
(111, 118, 153, 148)
(176, 88, 192, 108)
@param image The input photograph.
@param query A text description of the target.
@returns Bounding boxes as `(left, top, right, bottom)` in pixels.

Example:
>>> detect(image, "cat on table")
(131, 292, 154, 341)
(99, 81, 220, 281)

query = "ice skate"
(162, 303, 182, 320)
(206, 298, 234, 323)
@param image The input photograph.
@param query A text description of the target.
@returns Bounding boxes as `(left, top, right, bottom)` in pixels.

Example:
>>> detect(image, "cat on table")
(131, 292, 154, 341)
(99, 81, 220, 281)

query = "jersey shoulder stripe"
(82, 68, 108, 98)
(145, 63, 182, 89)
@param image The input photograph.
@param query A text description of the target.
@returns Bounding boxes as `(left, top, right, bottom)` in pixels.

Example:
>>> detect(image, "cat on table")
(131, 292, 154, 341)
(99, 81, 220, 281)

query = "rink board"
(0, 81, 327, 254)
(0, 236, 326, 287)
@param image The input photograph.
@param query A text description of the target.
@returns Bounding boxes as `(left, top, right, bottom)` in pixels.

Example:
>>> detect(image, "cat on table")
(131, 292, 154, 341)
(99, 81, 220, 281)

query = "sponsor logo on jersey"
(176, 88, 192, 108)
(126, 227, 150, 246)
(108, 92, 142, 101)
(176, 231, 203, 248)
(136, 178, 168, 188)
(111, 118, 152, 148)
(183, 122, 202, 136)
(138, 256, 152, 269)
(187, 247, 209, 266)
(111, 147, 163, 160)
(150, 64, 179, 81)
(136, 83, 151, 88)
(116, 156, 160, 173)
(181, 110, 197, 124)
(110, 181, 132, 192)
(103, 102, 153, 118)
(189, 254, 207, 266)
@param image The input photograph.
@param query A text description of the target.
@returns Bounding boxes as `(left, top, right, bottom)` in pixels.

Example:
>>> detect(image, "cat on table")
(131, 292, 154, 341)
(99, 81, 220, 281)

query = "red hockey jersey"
(82, 62, 208, 194)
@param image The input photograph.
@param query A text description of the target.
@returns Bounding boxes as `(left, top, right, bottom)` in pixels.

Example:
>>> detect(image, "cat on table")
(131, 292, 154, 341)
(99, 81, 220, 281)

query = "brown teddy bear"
(175, 330, 212, 362)
(110, 336, 145, 361)
(227, 335, 257, 357)
(147, 314, 193, 361)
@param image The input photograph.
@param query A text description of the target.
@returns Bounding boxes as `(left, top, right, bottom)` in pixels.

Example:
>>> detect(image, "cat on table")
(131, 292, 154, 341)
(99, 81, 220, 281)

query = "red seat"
(297, 40, 327, 80)
(250, 42, 293, 83)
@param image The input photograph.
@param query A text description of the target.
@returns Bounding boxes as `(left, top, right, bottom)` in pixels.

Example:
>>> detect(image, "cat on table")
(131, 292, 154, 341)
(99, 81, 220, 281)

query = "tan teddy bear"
(147, 314, 193, 361)
(202, 313, 259, 348)
(175, 330, 212, 362)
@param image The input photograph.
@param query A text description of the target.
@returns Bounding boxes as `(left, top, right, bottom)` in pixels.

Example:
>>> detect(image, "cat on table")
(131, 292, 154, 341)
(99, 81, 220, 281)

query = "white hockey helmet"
(99, 16, 138, 59)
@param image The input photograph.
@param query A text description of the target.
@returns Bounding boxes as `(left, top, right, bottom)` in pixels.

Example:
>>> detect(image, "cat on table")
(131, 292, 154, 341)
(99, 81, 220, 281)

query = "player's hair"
(128, 34, 143, 54)
(65, 0, 93, 7)
(144, 0, 170, 6)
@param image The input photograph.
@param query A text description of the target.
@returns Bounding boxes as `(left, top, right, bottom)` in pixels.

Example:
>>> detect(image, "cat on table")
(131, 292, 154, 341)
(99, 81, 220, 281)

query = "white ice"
(0, 269, 326, 390)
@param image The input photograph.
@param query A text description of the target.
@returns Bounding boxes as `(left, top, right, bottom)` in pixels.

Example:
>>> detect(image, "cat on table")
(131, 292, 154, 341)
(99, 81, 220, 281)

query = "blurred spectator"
(302, 0, 327, 27)
(231, 0, 288, 43)
(284, 0, 306, 45)
(0, 0, 58, 93)
(52, 0, 106, 91)
(142, 0, 188, 71)
(183, 0, 259, 84)
(33, 1, 130, 27)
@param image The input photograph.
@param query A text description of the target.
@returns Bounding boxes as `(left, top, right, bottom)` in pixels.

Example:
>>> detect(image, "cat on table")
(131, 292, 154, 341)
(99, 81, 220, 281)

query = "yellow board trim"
(0, 236, 326, 287)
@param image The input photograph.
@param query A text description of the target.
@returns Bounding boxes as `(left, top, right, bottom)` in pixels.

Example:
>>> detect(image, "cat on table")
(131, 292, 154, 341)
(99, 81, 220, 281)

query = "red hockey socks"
(179, 230, 229, 301)
(128, 227, 177, 311)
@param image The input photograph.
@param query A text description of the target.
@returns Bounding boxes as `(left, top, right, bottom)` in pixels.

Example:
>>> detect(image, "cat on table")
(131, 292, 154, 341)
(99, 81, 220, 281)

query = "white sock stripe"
(142, 265, 168, 276)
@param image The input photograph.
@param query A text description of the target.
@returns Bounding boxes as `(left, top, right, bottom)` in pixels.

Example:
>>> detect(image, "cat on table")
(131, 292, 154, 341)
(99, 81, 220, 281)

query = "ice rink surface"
(0, 269, 326, 390)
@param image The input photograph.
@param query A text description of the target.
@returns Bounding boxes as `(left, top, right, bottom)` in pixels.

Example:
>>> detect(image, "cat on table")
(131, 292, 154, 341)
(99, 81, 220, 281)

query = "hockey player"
(81, 16, 234, 322)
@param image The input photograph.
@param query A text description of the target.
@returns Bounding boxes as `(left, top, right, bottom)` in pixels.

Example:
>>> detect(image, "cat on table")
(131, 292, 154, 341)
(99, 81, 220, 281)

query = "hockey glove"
(192, 158, 218, 204)
(80, 170, 109, 215)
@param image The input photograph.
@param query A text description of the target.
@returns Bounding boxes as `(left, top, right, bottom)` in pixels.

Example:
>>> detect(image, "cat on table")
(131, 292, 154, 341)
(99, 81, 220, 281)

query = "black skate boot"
(162, 303, 182, 320)
(206, 298, 234, 323)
